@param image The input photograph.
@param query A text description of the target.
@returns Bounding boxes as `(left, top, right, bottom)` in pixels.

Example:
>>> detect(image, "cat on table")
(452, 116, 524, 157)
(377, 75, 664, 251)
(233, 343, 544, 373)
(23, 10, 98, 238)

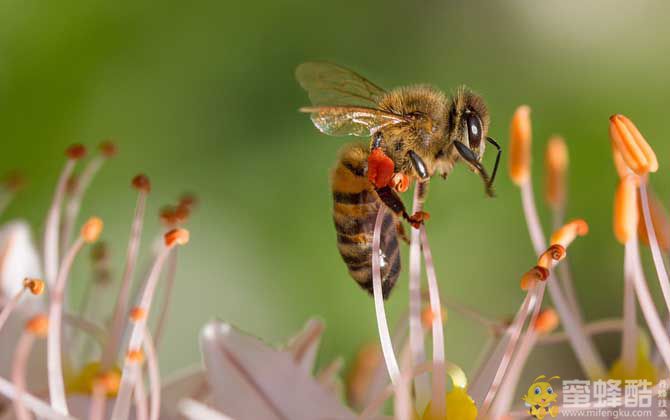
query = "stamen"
(544, 135, 568, 212)
(614, 175, 638, 244)
(0, 284, 27, 333)
(153, 250, 178, 348)
(102, 174, 150, 371)
(509, 105, 531, 186)
(421, 305, 447, 329)
(628, 236, 670, 371)
(639, 182, 670, 315)
(0, 376, 75, 420)
(130, 307, 146, 321)
(47, 217, 102, 415)
(89, 370, 120, 420)
(144, 330, 161, 420)
(61, 141, 115, 251)
(533, 308, 559, 334)
(609, 114, 658, 175)
(43, 145, 86, 288)
(520, 266, 549, 291)
(13, 316, 48, 420)
(419, 226, 446, 419)
(111, 229, 188, 420)
(370, 207, 400, 385)
(134, 375, 149, 420)
(637, 188, 670, 251)
(622, 239, 637, 375)
(408, 180, 430, 409)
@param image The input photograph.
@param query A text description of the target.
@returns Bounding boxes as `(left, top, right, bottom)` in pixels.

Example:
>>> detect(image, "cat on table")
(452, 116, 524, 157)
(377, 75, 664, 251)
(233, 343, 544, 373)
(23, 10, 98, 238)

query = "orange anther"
(179, 193, 198, 210)
(99, 141, 118, 158)
(609, 114, 658, 175)
(129, 307, 146, 321)
(23, 278, 45, 295)
(421, 305, 447, 328)
(126, 349, 144, 363)
(533, 308, 559, 334)
(3, 170, 26, 192)
(66, 144, 87, 160)
(26, 315, 48, 337)
(509, 105, 532, 185)
(537, 244, 566, 269)
(544, 136, 568, 208)
(614, 175, 638, 244)
(131, 174, 151, 193)
(367, 148, 395, 188)
(520, 266, 549, 291)
(96, 370, 121, 394)
(550, 219, 589, 248)
(164, 228, 190, 247)
(81, 217, 104, 243)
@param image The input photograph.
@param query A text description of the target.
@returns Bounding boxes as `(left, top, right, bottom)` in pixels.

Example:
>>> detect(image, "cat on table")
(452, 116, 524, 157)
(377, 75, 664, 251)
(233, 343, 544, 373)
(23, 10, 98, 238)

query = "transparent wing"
(300, 106, 408, 137)
(296, 62, 387, 107)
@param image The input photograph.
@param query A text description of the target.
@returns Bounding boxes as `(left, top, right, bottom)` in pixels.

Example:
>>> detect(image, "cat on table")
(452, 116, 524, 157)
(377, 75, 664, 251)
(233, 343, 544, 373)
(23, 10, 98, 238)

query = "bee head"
(446, 87, 490, 161)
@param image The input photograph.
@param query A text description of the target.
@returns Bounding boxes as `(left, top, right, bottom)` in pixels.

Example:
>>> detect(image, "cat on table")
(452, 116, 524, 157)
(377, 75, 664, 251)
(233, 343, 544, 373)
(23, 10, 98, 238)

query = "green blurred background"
(2, 0, 670, 384)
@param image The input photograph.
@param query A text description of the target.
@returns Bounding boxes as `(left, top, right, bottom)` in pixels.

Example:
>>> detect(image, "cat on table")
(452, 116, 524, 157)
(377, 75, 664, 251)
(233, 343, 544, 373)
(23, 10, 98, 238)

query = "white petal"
(0, 221, 43, 301)
(161, 367, 209, 418)
(179, 399, 235, 420)
(285, 318, 324, 374)
(200, 321, 355, 420)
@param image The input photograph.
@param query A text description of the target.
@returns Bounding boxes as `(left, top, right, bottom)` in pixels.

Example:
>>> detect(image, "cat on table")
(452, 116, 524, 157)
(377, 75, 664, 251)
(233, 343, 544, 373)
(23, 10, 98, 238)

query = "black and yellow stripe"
(331, 143, 401, 299)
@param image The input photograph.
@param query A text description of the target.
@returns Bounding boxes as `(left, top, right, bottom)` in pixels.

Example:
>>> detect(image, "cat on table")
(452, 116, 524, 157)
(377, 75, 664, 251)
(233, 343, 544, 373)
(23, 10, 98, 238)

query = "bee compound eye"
(547, 387, 553, 394)
(467, 113, 483, 150)
(535, 387, 541, 395)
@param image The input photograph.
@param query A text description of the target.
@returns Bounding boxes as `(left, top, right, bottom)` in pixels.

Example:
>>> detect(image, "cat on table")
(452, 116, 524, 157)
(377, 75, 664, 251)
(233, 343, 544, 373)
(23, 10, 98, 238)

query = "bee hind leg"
(396, 221, 410, 244)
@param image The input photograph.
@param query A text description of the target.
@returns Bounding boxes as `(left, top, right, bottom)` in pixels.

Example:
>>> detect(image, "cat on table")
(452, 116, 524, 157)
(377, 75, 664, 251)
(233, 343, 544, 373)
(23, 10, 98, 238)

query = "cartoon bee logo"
(522, 375, 560, 419)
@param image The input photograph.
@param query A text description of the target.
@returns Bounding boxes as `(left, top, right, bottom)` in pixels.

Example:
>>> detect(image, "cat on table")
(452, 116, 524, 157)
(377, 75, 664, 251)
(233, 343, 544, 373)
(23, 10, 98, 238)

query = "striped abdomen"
(331, 143, 401, 299)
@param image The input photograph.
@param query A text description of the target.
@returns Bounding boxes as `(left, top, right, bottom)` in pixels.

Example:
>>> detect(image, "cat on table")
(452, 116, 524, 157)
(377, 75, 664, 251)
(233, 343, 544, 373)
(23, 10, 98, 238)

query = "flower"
(0, 143, 195, 420)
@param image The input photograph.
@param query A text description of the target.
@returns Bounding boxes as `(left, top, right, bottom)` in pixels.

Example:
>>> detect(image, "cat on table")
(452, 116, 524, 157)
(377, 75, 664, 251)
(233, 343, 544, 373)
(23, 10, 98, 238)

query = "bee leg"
(453, 141, 495, 198)
(375, 186, 429, 229)
(396, 221, 410, 244)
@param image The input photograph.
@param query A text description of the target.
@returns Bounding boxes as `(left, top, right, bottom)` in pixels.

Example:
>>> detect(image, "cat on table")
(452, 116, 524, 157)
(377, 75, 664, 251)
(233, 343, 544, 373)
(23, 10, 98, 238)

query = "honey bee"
(296, 62, 501, 298)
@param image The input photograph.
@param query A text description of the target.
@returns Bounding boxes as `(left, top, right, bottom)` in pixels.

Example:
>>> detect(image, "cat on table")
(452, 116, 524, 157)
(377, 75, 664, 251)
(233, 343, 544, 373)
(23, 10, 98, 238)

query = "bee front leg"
(396, 221, 410, 244)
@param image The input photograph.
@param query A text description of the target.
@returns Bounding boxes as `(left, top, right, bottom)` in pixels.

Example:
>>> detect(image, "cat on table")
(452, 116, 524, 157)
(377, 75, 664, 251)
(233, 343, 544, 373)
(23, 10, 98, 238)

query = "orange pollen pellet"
(99, 140, 118, 158)
(131, 174, 151, 193)
(609, 114, 658, 176)
(129, 307, 146, 321)
(26, 314, 49, 337)
(126, 349, 144, 363)
(544, 136, 568, 208)
(550, 219, 589, 248)
(533, 308, 559, 334)
(614, 175, 638, 245)
(23, 278, 45, 295)
(164, 228, 190, 247)
(520, 266, 550, 291)
(81, 217, 104, 243)
(391, 173, 410, 193)
(509, 105, 532, 186)
(66, 144, 87, 160)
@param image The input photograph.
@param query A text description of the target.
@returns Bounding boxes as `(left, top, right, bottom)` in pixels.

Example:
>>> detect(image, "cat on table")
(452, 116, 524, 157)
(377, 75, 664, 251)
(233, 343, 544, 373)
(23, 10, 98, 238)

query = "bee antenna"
(486, 136, 502, 188)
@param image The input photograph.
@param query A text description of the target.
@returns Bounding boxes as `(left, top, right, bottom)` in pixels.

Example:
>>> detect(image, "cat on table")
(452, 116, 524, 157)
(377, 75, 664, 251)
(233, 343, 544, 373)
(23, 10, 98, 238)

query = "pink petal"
(200, 321, 355, 420)
(0, 221, 43, 304)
